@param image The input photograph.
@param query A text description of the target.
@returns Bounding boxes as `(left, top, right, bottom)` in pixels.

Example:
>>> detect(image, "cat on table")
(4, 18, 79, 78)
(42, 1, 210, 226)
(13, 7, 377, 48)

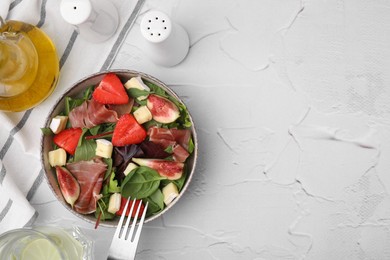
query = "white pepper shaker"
(140, 10, 190, 67)
(60, 0, 119, 43)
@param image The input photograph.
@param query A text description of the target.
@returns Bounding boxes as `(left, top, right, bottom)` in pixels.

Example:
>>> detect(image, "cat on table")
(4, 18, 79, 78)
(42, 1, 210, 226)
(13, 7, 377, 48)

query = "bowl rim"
(40, 69, 198, 227)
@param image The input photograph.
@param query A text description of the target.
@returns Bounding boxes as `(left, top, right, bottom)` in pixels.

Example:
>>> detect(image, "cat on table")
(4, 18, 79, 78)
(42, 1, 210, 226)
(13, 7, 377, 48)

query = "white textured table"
(32, 0, 390, 259)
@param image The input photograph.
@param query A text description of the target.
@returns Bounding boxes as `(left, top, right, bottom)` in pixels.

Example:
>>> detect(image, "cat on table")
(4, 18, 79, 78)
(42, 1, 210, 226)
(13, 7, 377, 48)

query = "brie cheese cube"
(124, 76, 150, 100)
(95, 139, 113, 158)
(49, 116, 68, 134)
(108, 193, 122, 214)
(48, 148, 67, 167)
(124, 162, 138, 176)
(162, 183, 179, 206)
(133, 106, 152, 124)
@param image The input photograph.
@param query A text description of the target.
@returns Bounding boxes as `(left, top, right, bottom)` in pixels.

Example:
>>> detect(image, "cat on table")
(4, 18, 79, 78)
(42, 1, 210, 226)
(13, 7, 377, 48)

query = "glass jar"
(0, 18, 59, 111)
(0, 226, 93, 260)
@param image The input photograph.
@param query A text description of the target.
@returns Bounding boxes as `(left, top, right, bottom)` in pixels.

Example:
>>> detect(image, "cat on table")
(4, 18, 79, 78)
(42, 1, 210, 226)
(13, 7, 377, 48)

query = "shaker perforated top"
(140, 10, 172, 43)
(60, 0, 93, 25)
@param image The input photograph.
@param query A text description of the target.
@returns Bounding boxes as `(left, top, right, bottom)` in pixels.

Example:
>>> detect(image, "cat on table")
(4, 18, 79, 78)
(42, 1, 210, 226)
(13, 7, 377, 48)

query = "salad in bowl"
(41, 70, 197, 227)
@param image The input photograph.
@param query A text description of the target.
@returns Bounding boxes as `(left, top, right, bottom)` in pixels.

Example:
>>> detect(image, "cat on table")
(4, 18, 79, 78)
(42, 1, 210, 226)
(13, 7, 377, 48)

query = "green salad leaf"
(74, 139, 96, 162)
(126, 88, 149, 100)
(41, 127, 53, 136)
(187, 137, 195, 154)
(64, 85, 95, 126)
(121, 166, 165, 199)
(161, 170, 187, 192)
(144, 189, 164, 214)
(142, 119, 162, 129)
(144, 81, 165, 96)
(83, 85, 94, 100)
(89, 125, 100, 136)
(65, 96, 84, 116)
(176, 102, 192, 128)
(103, 158, 113, 180)
(95, 185, 115, 221)
(108, 172, 121, 193)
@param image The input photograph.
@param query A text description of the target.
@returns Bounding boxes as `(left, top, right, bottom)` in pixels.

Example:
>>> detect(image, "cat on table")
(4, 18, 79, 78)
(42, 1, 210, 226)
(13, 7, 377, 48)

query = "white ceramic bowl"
(40, 69, 198, 227)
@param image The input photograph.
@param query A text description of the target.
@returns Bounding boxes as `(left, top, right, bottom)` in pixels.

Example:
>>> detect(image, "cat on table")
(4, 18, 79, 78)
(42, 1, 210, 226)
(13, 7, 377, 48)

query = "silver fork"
(107, 197, 148, 260)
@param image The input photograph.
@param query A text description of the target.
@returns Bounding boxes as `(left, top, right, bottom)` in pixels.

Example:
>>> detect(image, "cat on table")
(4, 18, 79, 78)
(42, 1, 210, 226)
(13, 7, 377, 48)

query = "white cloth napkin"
(0, 0, 145, 234)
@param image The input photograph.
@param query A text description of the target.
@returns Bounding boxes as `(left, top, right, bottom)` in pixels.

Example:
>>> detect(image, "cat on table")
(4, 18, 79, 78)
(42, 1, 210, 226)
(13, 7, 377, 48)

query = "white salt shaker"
(140, 10, 190, 67)
(60, 0, 119, 43)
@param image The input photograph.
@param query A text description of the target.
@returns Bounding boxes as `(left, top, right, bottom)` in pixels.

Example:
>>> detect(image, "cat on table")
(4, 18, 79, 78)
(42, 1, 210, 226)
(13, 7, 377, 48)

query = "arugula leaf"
(77, 128, 89, 147)
(98, 123, 116, 135)
(89, 125, 100, 136)
(174, 101, 192, 128)
(142, 119, 162, 129)
(187, 137, 195, 154)
(103, 158, 113, 180)
(74, 139, 96, 162)
(108, 172, 121, 193)
(174, 169, 187, 191)
(95, 186, 115, 221)
(83, 85, 94, 100)
(65, 96, 84, 116)
(83, 124, 115, 141)
(145, 81, 166, 96)
(126, 88, 149, 99)
(121, 166, 165, 199)
(41, 127, 53, 136)
(164, 145, 173, 154)
(64, 85, 94, 124)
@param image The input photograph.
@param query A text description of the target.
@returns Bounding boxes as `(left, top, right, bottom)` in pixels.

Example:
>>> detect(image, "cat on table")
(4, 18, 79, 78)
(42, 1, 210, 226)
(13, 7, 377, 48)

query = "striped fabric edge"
(0, 165, 42, 225)
(100, 0, 145, 71)
(8, 0, 22, 15)
(0, 110, 32, 162)
(0, 199, 38, 227)
(0, 199, 12, 223)
(24, 210, 38, 227)
(60, 30, 78, 68)
(26, 169, 44, 201)
(0, 165, 5, 185)
(36, 0, 47, 28)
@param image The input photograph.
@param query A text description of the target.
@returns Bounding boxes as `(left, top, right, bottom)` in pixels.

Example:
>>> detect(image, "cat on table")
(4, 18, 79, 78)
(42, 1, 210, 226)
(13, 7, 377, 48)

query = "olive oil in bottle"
(0, 20, 59, 112)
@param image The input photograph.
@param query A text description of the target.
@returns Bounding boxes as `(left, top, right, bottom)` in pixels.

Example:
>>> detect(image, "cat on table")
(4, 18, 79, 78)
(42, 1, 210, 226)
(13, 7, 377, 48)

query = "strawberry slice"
(53, 128, 83, 155)
(112, 114, 147, 146)
(92, 73, 129, 105)
(115, 197, 145, 219)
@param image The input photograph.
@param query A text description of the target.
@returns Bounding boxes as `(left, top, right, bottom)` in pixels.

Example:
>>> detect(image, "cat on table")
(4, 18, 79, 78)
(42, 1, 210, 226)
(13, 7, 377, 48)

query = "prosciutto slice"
(172, 144, 190, 162)
(69, 99, 134, 128)
(107, 98, 134, 117)
(148, 127, 191, 150)
(148, 127, 191, 162)
(66, 158, 107, 214)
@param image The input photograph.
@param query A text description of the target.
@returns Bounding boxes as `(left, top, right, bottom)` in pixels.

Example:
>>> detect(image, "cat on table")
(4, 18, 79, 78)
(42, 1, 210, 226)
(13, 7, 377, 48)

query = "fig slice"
(146, 94, 180, 124)
(55, 166, 80, 208)
(132, 158, 184, 180)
